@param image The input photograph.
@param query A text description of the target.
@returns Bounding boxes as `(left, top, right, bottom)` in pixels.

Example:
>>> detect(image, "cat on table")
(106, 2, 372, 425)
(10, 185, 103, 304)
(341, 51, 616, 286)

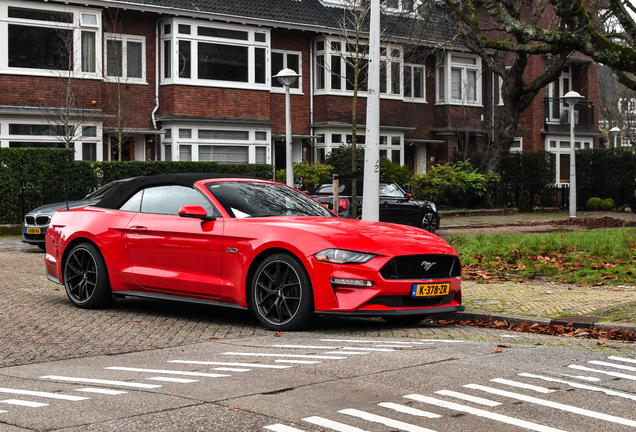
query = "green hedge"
(576, 148, 636, 208)
(0, 149, 274, 224)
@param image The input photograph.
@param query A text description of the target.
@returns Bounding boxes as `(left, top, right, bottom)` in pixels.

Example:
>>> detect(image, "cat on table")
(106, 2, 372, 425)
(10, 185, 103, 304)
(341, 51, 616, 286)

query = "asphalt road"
(0, 241, 635, 431)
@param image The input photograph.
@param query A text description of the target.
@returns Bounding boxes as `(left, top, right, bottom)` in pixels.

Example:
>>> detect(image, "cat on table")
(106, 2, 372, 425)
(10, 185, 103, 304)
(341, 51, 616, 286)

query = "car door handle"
(130, 226, 147, 234)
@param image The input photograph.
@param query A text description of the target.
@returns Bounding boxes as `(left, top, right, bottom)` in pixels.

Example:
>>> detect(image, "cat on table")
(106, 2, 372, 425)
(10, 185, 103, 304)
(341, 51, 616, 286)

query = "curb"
(432, 311, 636, 334)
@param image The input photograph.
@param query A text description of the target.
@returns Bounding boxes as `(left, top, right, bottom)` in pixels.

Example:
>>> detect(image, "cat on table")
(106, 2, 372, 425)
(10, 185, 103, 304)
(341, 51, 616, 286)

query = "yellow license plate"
(27, 227, 41, 235)
(412, 283, 450, 297)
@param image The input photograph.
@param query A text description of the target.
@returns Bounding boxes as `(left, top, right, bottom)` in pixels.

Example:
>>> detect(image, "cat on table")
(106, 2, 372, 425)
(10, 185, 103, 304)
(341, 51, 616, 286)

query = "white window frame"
(104, 33, 146, 84)
(0, 117, 103, 160)
(160, 18, 270, 90)
(403, 63, 426, 103)
(314, 126, 404, 166)
(271, 49, 302, 94)
(509, 137, 522, 152)
(0, 2, 102, 79)
(314, 36, 403, 100)
(436, 52, 482, 106)
(546, 136, 592, 184)
(161, 124, 271, 164)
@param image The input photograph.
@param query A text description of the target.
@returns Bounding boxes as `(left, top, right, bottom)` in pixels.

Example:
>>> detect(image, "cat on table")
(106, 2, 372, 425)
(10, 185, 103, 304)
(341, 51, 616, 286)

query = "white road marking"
(465, 383, 636, 427)
(41, 375, 161, 389)
(378, 402, 442, 418)
(520, 373, 636, 401)
(106, 367, 229, 378)
(0, 385, 90, 400)
(146, 377, 199, 383)
(326, 352, 369, 355)
(589, 360, 636, 372)
(568, 365, 636, 381)
(272, 345, 338, 350)
(560, 374, 601, 382)
(336, 347, 395, 352)
(169, 360, 291, 369)
(374, 345, 414, 348)
(423, 340, 464, 343)
(0, 399, 48, 408)
(303, 416, 370, 432)
(339, 408, 438, 432)
(212, 368, 250, 372)
(434, 390, 502, 406)
(275, 360, 321, 365)
(405, 394, 566, 432)
(608, 356, 636, 364)
(75, 388, 127, 395)
(222, 352, 347, 360)
(321, 339, 434, 345)
(264, 425, 305, 432)
(490, 378, 555, 393)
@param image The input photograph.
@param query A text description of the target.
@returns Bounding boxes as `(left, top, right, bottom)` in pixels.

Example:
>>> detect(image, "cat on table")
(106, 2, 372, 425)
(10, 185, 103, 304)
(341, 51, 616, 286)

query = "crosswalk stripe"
(568, 364, 636, 381)
(465, 383, 636, 427)
(326, 352, 369, 355)
(405, 394, 566, 432)
(608, 356, 636, 364)
(339, 408, 437, 432)
(264, 425, 306, 432)
(335, 347, 395, 352)
(303, 416, 370, 432)
(106, 367, 229, 378)
(434, 390, 501, 406)
(490, 378, 555, 393)
(321, 339, 434, 345)
(41, 375, 161, 389)
(378, 402, 442, 418)
(168, 360, 290, 369)
(275, 360, 321, 364)
(588, 360, 636, 372)
(560, 374, 600, 382)
(0, 399, 48, 408)
(519, 373, 636, 401)
(212, 368, 250, 372)
(272, 345, 338, 350)
(146, 377, 199, 383)
(0, 385, 90, 400)
(222, 352, 346, 360)
(75, 388, 127, 395)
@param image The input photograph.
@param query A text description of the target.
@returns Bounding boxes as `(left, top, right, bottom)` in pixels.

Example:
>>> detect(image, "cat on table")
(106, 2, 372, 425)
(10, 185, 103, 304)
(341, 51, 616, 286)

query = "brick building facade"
(0, 0, 600, 183)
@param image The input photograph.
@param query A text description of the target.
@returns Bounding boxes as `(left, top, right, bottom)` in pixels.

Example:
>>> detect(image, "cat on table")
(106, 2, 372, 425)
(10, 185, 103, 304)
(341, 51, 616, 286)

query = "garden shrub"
(586, 197, 602, 211)
(600, 198, 616, 211)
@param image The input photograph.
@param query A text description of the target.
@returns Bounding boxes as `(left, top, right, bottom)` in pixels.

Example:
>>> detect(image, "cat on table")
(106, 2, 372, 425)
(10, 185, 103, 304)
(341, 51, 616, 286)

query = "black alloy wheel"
(63, 243, 113, 309)
(421, 211, 437, 233)
(251, 253, 315, 331)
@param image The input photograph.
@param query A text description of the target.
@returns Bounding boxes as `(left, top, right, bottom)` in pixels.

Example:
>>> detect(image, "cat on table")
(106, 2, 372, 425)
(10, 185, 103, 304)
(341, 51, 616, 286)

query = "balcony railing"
(543, 98, 595, 133)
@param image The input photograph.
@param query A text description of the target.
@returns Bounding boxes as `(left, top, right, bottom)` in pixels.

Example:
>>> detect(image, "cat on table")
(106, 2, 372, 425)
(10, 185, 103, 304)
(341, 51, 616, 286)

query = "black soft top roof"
(92, 173, 251, 210)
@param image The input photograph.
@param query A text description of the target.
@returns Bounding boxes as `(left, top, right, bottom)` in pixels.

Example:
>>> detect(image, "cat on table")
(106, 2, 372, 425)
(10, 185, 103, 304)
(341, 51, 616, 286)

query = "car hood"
(251, 217, 455, 254)
(27, 199, 98, 216)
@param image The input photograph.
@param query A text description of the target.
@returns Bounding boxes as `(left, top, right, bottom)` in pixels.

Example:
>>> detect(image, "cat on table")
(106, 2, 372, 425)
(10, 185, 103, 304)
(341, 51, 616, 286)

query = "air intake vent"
(380, 254, 460, 280)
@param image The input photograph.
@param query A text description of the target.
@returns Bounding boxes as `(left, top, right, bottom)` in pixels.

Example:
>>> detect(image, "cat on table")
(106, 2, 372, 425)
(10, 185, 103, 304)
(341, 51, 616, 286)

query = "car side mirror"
(178, 205, 216, 221)
(406, 193, 412, 200)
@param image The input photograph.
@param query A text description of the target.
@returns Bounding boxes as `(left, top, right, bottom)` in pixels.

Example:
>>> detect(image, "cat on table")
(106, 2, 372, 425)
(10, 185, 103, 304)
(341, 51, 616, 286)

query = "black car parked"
(22, 178, 133, 249)
(310, 178, 440, 233)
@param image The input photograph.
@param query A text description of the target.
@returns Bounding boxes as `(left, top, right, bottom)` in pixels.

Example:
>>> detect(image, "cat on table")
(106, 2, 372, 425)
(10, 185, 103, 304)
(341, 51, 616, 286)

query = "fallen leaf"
(518, 263, 526, 271)
(547, 386, 561, 390)
(274, 331, 282, 337)
(493, 348, 503, 354)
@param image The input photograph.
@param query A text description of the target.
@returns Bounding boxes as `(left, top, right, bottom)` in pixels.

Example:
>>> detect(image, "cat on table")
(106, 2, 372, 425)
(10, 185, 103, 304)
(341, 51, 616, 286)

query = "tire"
(420, 211, 438, 233)
(63, 242, 113, 309)
(251, 253, 316, 331)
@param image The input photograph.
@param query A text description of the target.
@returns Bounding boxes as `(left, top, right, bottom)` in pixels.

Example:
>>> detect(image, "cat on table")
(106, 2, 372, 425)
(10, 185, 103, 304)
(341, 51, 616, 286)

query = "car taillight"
(338, 199, 348, 212)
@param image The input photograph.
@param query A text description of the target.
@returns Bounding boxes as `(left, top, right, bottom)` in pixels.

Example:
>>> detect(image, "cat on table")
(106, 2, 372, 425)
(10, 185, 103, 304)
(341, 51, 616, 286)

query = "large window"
(314, 127, 404, 165)
(162, 125, 270, 164)
(161, 19, 269, 89)
(546, 137, 592, 184)
(436, 52, 482, 105)
(314, 37, 404, 99)
(403, 63, 425, 101)
(271, 50, 302, 91)
(105, 34, 145, 83)
(2, 3, 101, 77)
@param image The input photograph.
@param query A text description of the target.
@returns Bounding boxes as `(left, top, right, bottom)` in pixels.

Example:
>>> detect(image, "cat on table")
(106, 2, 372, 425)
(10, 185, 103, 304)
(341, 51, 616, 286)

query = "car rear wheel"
(63, 243, 113, 309)
(421, 211, 437, 233)
(251, 253, 315, 331)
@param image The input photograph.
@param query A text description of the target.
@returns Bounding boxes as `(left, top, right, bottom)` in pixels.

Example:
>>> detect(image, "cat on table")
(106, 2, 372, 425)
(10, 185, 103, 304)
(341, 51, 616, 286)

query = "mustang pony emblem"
(421, 261, 436, 271)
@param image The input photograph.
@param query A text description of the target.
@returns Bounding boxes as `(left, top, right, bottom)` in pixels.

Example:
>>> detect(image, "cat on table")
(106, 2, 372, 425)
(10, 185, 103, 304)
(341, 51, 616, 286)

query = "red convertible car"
(45, 174, 463, 330)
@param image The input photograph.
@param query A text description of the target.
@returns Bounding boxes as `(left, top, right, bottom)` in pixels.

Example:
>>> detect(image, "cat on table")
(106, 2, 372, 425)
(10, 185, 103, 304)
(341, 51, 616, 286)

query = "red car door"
(124, 185, 225, 297)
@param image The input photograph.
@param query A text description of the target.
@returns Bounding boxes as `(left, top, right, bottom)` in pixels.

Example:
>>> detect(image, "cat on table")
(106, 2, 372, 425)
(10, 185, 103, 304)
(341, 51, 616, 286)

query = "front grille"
(25, 215, 35, 225)
(366, 293, 455, 308)
(36, 215, 50, 225)
(380, 254, 461, 280)
(24, 233, 45, 240)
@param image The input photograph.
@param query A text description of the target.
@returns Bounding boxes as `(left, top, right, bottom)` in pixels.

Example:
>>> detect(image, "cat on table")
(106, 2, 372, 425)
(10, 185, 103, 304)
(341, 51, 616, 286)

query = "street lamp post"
(563, 90, 583, 218)
(609, 126, 621, 148)
(273, 68, 301, 187)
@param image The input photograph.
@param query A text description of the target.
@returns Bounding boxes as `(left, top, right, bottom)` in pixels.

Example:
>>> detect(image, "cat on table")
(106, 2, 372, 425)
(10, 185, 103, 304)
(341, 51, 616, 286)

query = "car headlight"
(429, 203, 437, 212)
(314, 249, 375, 264)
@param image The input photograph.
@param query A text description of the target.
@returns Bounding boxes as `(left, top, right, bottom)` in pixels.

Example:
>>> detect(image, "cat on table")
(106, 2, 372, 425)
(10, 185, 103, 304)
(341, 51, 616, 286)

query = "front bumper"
(318, 304, 465, 316)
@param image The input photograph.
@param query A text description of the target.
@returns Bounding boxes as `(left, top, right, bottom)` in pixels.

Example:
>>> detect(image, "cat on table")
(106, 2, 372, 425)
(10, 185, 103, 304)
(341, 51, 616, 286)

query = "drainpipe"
(309, 37, 315, 163)
(151, 19, 160, 130)
(491, 70, 495, 144)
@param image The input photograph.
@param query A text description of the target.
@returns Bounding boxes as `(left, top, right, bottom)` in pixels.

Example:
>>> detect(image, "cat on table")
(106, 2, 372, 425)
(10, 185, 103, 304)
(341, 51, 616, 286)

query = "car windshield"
(84, 180, 124, 200)
(207, 181, 334, 218)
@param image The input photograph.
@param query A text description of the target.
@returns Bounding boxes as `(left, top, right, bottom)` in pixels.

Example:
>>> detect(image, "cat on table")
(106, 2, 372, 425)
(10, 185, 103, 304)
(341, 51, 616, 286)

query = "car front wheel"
(63, 242, 113, 309)
(251, 253, 315, 331)
(420, 211, 438, 233)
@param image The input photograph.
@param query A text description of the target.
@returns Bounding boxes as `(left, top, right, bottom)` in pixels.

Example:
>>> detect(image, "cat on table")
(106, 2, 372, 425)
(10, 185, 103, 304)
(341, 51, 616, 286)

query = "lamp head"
(563, 90, 583, 106)
(273, 68, 300, 87)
